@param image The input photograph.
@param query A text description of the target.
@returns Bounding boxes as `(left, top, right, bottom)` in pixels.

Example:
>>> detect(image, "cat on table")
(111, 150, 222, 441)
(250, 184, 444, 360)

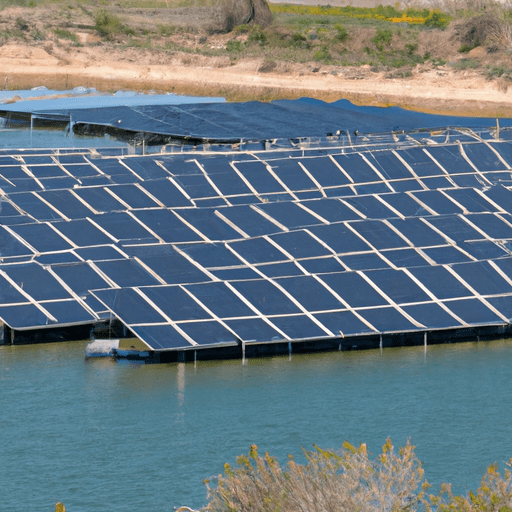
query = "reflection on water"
(2, 339, 512, 510)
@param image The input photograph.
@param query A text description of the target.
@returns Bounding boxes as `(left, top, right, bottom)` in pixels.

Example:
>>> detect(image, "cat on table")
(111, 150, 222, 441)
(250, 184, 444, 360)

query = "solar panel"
(1, 121, 512, 352)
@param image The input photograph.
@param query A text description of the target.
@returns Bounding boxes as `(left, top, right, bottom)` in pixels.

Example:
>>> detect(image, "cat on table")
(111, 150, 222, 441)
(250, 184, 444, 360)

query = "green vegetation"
(205, 440, 512, 512)
(0, 0, 510, 80)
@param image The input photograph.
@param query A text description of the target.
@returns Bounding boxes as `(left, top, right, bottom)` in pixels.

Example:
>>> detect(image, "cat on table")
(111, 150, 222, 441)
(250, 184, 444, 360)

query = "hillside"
(0, 0, 512, 116)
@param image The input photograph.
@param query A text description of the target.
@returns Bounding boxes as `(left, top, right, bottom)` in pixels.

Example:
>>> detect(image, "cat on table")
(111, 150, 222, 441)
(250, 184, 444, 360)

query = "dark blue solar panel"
(300, 155, 351, 187)
(61, 163, 102, 178)
(43, 300, 95, 324)
(51, 219, 114, 247)
(107, 184, 160, 209)
(270, 159, 317, 191)
(26, 165, 67, 178)
(39, 176, 80, 190)
(270, 315, 329, 339)
(185, 281, 255, 318)
(443, 188, 498, 213)
(480, 185, 512, 214)
(0, 226, 34, 258)
(379, 193, 431, 217)
(51, 262, 111, 295)
(357, 307, 419, 332)
(339, 252, 390, 270)
(0, 274, 28, 303)
(1, 263, 72, 301)
(465, 143, 507, 171)
(129, 324, 191, 350)
(211, 267, 261, 280)
(229, 237, 287, 264)
(270, 230, 332, 259)
(380, 248, 428, 268)
(39, 190, 93, 219)
(451, 261, 512, 295)
(397, 147, 443, 177)
(308, 222, 371, 254)
(426, 216, 483, 242)
(387, 217, 448, 247)
(492, 142, 512, 168)
(318, 272, 387, 308)
(74, 246, 125, 261)
(255, 202, 320, 230)
(408, 265, 472, 299)
(314, 310, 375, 336)
(421, 245, 472, 265)
(364, 268, 431, 304)
(74, 187, 126, 213)
(139, 178, 191, 207)
(9, 223, 72, 253)
(10, 192, 64, 221)
(215, 205, 283, 237)
(343, 195, 397, 219)
(94, 259, 161, 287)
(425, 146, 476, 174)
(234, 160, 286, 194)
(275, 275, 344, 311)
(367, 151, 412, 180)
(331, 153, 381, 184)
(93, 288, 167, 324)
(463, 213, 512, 239)
(202, 160, 253, 196)
(141, 285, 211, 321)
(123, 158, 170, 180)
(175, 209, 242, 241)
(230, 279, 301, 315)
(444, 298, 504, 324)
(225, 318, 284, 343)
(458, 240, 508, 260)
(129, 209, 200, 243)
(300, 198, 362, 222)
(349, 220, 408, 250)
(451, 174, 488, 189)
(298, 257, 345, 274)
(401, 303, 462, 329)
(177, 320, 239, 346)
(486, 295, 512, 321)
(174, 174, 220, 199)
(91, 212, 158, 244)
(254, 261, 304, 278)
(136, 252, 210, 285)
(0, 303, 49, 329)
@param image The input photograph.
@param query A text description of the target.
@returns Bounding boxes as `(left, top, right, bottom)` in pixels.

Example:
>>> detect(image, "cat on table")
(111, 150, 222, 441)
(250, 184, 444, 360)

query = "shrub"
(226, 39, 244, 52)
(423, 10, 450, 30)
(313, 45, 331, 62)
(248, 28, 267, 45)
(54, 28, 78, 44)
(205, 439, 427, 512)
(372, 28, 393, 51)
(334, 23, 348, 42)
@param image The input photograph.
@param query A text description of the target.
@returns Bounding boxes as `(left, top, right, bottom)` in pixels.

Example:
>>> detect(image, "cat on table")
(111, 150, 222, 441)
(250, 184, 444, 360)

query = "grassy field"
(0, 0, 511, 84)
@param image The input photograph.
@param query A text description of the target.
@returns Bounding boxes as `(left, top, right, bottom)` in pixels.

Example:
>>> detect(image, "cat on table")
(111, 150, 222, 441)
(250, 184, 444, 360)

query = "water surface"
(2, 340, 512, 511)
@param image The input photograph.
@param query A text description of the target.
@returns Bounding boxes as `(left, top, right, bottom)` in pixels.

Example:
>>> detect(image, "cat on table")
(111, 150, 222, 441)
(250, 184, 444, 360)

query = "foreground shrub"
(205, 440, 512, 512)
(205, 439, 427, 512)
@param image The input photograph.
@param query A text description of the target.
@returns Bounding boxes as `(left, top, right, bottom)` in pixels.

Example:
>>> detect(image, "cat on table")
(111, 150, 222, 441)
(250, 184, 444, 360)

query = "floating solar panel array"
(2, 128, 512, 353)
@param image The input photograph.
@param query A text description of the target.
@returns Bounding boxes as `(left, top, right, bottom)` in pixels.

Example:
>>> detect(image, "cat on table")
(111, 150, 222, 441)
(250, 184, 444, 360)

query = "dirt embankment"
(0, 4, 511, 117)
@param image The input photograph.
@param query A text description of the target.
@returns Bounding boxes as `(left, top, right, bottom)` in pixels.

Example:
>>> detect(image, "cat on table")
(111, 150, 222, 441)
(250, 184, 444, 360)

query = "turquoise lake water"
(2, 339, 512, 511)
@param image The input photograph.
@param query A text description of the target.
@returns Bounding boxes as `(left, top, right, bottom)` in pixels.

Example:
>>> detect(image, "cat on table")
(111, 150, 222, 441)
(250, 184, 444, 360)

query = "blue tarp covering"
(1, 97, 510, 141)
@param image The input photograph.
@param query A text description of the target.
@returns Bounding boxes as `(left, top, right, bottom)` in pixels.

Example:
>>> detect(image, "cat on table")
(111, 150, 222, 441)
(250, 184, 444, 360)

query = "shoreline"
(1, 42, 512, 118)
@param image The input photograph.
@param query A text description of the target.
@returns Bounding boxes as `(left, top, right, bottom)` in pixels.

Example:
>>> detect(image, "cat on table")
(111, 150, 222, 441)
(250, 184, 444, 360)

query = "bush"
(226, 39, 244, 52)
(205, 440, 512, 512)
(334, 24, 348, 42)
(314, 45, 332, 62)
(423, 10, 450, 30)
(206, 439, 427, 512)
(371, 28, 393, 51)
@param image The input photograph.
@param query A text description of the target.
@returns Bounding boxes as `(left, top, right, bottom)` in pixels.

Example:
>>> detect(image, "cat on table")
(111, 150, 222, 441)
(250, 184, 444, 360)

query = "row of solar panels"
(0, 139, 511, 204)
(1, 132, 512, 351)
